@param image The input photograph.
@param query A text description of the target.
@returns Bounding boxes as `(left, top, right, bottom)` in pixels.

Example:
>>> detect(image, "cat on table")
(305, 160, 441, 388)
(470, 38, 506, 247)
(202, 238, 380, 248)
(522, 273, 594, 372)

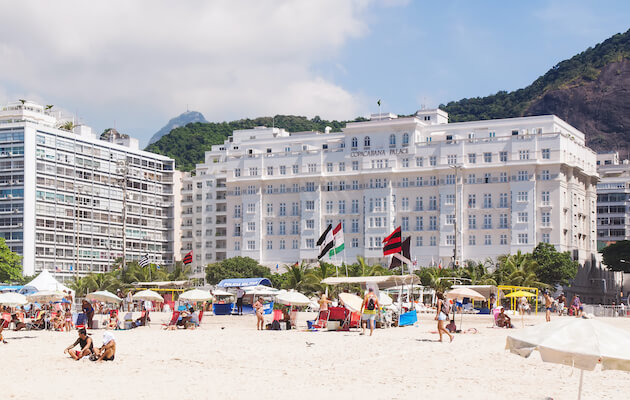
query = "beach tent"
(20, 270, 74, 296)
(216, 277, 272, 288)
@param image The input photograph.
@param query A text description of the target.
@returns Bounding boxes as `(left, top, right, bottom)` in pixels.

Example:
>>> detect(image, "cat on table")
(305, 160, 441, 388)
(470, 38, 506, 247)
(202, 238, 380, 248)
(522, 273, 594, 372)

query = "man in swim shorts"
(543, 291, 552, 322)
(94, 331, 116, 361)
(360, 288, 380, 336)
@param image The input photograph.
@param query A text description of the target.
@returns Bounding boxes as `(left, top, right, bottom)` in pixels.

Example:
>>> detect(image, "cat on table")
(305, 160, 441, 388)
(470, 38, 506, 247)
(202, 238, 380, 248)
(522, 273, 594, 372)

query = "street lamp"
(116, 160, 129, 271)
(449, 164, 463, 268)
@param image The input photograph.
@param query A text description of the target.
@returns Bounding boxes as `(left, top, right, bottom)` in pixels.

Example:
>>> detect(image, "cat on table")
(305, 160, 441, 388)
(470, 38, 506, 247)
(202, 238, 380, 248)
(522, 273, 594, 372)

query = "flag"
(317, 224, 334, 260)
(438, 259, 442, 270)
(183, 251, 193, 265)
(377, 99, 381, 107)
(139, 254, 150, 267)
(383, 226, 402, 255)
(328, 223, 344, 257)
(276, 264, 279, 272)
(389, 237, 411, 269)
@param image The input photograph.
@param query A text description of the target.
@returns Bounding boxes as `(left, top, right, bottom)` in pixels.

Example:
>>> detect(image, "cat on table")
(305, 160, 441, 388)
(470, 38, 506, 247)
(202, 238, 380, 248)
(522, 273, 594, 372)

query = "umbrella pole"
(577, 369, 583, 400)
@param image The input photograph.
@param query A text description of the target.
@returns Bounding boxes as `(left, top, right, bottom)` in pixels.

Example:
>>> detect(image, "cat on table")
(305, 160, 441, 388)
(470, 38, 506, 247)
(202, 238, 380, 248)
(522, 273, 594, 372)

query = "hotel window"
(389, 134, 396, 147)
(542, 148, 550, 159)
(266, 203, 273, 216)
(234, 224, 241, 237)
(484, 152, 492, 163)
(429, 176, 437, 186)
(364, 136, 371, 148)
(541, 212, 551, 227)
(234, 168, 241, 177)
(468, 153, 476, 164)
(416, 236, 423, 246)
(429, 156, 437, 166)
(483, 214, 492, 229)
(339, 181, 346, 190)
(416, 157, 424, 167)
(415, 197, 423, 211)
(430, 236, 437, 246)
(279, 239, 285, 249)
(519, 150, 530, 160)
(468, 194, 476, 208)
(279, 222, 286, 235)
(247, 203, 255, 213)
(305, 182, 315, 192)
(234, 205, 241, 218)
(468, 214, 477, 229)
(305, 200, 315, 211)
(402, 133, 409, 146)
(469, 235, 476, 246)
(308, 164, 317, 173)
(429, 216, 437, 231)
(484, 173, 491, 183)
(445, 194, 455, 205)
(500, 234, 508, 245)
(517, 191, 528, 202)
(483, 193, 492, 208)
(447, 155, 457, 165)
(235, 241, 241, 251)
(542, 233, 550, 243)
(541, 191, 550, 205)
(416, 176, 423, 187)
(339, 200, 346, 214)
(517, 233, 528, 244)
(499, 172, 508, 182)
(325, 201, 333, 214)
(446, 235, 455, 245)
(279, 165, 286, 175)
(292, 240, 298, 249)
(292, 164, 299, 174)
(306, 239, 315, 249)
(326, 163, 333, 172)
(402, 216, 409, 231)
(484, 234, 492, 245)
(351, 199, 359, 213)
(402, 158, 409, 168)
(267, 166, 273, 176)
(416, 216, 423, 231)
(352, 238, 359, 248)
(278, 184, 286, 194)
(541, 170, 550, 180)
(266, 222, 273, 235)
(499, 151, 508, 162)
(446, 214, 455, 225)
(266, 185, 273, 194)
(517, 170, 528, 181)
(350, 180, 357, 190)
(446, 174, 455, 185)
(499, 214, 508, 229)
(351, 219, 359, 233)
(352, 161, 359, 171)
(339, 162, 345, 172)
(279, 203, 286, 216)
(234, 187, 241, 195)
(467, 174, 476, 184)
(249, 167, 258, 176)
(402, 197, 409, 210)
(291, 221, 299, 235)
(489, 131, 496, 138)
(402, 177, 409, 187)
(351, 137, 358, 148)
(305, 220, 315, 230)
(517, 212, 528, 223)
(247, 222, 256, 232)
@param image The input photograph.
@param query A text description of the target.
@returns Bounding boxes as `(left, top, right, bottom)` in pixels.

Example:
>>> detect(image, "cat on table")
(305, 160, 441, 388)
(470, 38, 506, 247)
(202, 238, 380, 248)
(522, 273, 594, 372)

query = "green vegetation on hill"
(145, 115, 363, 171)
(440, 29, 630, 122)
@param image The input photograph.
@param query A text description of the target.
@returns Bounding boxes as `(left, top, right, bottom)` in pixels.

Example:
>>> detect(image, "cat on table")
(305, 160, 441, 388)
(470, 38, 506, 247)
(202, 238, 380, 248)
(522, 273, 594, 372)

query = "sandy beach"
(2, 312, 629, 400)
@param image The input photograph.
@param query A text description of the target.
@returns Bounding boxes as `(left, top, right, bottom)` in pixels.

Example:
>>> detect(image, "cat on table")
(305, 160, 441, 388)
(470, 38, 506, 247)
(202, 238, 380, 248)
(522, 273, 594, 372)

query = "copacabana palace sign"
(350, 148, 409, 157)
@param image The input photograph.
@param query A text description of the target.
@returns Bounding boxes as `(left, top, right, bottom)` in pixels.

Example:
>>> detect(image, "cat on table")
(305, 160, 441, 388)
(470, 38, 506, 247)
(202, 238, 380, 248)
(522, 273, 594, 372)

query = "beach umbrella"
(27, 290, 66, 303)
(276, 291, 310, 307)
(212, 289, 235, 297)
(446, 287, 485, 330)
(179, 289, 213, 302)
(505, 290, 536, 298)
(338, 293, 363, 313)
(87, 290, 122, 303)
(378, 292, 393, 307)
(506, 318, 630, 399)
(0, 292, 27, 306)
(132, 289, 164, 302)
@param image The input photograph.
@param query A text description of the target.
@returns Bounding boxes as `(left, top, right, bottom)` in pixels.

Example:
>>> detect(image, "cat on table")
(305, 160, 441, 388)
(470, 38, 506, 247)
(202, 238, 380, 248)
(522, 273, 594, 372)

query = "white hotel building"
(184, 108, 599, 273)
(0, 101, 180, 279)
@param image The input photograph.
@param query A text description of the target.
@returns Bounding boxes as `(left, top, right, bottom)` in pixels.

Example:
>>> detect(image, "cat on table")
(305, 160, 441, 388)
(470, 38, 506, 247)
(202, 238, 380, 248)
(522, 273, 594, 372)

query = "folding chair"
(162, 311, 180, 329)
(309, 310, 330, 330)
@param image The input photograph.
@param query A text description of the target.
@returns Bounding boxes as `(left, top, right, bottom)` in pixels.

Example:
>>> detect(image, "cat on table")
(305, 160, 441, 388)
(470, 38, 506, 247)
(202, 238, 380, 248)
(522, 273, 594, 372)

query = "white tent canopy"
(20, 270, 74, 297)
(321, 275, 421, 289)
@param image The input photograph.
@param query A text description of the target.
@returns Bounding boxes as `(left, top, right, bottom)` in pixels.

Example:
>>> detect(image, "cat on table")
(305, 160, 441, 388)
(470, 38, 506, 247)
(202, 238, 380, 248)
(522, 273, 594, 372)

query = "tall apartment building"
(185, 109, 600, 278)
(0, 101, 180, 279)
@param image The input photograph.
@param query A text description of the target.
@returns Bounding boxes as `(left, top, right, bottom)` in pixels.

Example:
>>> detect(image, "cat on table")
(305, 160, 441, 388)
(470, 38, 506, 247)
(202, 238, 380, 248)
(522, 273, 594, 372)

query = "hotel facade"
(0, 101, 180, 279)
(183, 108, 600, 276)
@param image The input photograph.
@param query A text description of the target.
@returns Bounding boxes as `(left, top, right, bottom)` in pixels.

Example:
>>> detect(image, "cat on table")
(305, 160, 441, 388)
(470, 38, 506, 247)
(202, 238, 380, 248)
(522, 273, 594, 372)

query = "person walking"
(359, 288, 380, 336)
(236, 287, 245, 315)
(435, 292, 453, 343)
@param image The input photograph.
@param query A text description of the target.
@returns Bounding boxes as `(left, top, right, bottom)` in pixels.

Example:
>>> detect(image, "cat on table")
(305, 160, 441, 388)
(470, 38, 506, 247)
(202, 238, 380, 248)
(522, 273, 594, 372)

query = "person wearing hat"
(94, 331, 116, 361)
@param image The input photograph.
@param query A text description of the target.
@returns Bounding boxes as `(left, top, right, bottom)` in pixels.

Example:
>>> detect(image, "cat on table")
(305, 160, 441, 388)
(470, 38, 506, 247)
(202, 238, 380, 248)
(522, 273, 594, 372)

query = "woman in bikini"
(64, 328, 93, 360)
(253, 297, 265, 330)
(435, 292, 453, 343)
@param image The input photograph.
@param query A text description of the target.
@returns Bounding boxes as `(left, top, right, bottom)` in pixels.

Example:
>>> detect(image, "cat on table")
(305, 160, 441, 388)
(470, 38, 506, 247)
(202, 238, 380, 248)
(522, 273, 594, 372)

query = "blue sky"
(0, 1, 628, 146)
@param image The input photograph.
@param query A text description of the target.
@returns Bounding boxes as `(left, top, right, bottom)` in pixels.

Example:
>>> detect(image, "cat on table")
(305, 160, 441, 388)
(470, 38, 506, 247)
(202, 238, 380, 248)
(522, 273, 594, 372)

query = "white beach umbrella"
(506, 318, 630, 399)
(179, 289, 213, 302)
(132, 289, 164, 302)
(0, 292, 27, 306)
(212, 289, 235, 297)
(379, 292, 393, 307)
(26, 290, 66, 303)
(276, 291, 310, 306)
(86, 290, 122, 303)
(338, 293, 363, 313)
(445, 287, 485, 301)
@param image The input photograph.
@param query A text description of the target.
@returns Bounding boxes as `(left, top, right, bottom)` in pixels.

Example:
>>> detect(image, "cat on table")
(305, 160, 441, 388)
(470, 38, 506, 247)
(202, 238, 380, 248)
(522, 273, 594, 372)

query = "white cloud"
(0, 0, 376, 140)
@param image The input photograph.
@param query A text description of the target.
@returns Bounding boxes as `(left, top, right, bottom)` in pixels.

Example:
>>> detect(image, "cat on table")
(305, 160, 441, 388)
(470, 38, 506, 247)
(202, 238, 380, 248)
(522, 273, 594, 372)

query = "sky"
(0, 0, 629, 147)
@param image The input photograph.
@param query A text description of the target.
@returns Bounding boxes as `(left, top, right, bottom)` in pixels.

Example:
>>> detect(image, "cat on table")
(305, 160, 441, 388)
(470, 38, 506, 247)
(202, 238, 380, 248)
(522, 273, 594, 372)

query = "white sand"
(2, 311, 629, 399)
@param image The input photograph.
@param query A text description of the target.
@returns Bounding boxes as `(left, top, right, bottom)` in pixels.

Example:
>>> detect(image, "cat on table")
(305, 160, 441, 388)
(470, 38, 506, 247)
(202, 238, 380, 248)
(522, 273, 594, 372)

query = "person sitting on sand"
(94, 331, 116, 361)
(64, 328, 93, 360)
(253, 297, 265, 330)
(496, 307, 513, 328)
(53, 310, 65, 331)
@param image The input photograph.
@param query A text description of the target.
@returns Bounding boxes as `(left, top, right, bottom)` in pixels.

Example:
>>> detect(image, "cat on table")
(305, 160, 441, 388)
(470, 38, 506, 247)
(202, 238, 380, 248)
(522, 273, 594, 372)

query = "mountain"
(440, 29, 630, 152)
(145, 115, 357, 171)
(148, 111, 208, 145)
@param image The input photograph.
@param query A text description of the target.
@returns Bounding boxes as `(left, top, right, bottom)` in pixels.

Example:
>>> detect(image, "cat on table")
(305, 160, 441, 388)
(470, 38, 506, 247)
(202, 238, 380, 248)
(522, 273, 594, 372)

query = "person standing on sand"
(435, 292, 453, 343)
(557, 293, 566, 316)
(236, 287, 245, 315)
(253, 297, 265, 330)
(318, 293, 332, 311)
(543, 291, 553, 322)
(359, 288, 380, 336)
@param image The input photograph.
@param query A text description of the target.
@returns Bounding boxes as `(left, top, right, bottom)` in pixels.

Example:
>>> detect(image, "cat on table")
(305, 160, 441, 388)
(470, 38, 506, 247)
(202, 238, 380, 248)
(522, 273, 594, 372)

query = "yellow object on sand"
(505, 290, 537, 298)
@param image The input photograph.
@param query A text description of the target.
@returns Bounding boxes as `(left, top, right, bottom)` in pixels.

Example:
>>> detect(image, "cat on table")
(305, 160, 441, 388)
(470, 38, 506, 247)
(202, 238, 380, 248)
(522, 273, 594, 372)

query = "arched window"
(364, 136, 371, 148)
(351, 137, 358, 148)
(389, 134, 396, 147)
(402, 132, 409, 147)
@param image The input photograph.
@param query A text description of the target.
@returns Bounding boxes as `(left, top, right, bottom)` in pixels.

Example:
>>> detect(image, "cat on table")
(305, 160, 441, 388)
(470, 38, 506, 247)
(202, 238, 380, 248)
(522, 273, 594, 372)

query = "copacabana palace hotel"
(183, 108, 599, 275)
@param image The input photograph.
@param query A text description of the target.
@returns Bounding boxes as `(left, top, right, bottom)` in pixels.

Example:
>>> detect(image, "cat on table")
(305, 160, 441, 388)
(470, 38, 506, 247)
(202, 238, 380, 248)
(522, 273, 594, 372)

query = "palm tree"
(349, 256, 392, 277)
(496, 251, 547, 288)
(417, 267, 459, 292)
(284, 261, 319, 294)
(168, 261, 191, 281)
(461, 260, 497, 286)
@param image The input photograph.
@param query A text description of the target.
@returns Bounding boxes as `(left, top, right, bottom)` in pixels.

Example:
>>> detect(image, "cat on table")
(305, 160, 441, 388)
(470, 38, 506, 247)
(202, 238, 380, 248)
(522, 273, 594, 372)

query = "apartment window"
(364, 136, 371, 148)
(306, 239, 315, 249)
(519, 150, 530, 160)
(484, 152, 492, 163)
(234, 168, 241, 177)
(542, 212, 551, 227)
(234, 205, 241, 218)
(416, 236, 423, 246)
(352, 238, 359, 248)
(499, 214, 508, 229)
(247, 203, 255, 213)
(446, 174, 455, 185)
(416, 216, 423, 231)
(429, 196, 437, 210)
(326, 201, 333, 214)
(415, 197, 423, 211)
(499, 151, 508, 162)
(483, 214, 492, 229)
(429, 216, 437, 231)
(402, 216, 409, 231)
(266, 221, 273, 235)
(445, 194, 455, 205)
(542, 191, 550, 205)
(469, 235, 476, 246)
(542, 148, 550, 159)
(402, 197, 409, 210)
(468, 153, 476, 164)
(339, 181, 346, 191)
(291, 221, 299, 235)
(266, 240, 273, 250)
(279, 203, 286, 216)
(234, 224, 241, 237)
(517, 212, 528, 223)
(429, 156, 437, 166)
(541, 170, 550, 180)
(306, 219, 315, 230)
(416, 176, 423, 187)
(467, 174, 476, 184)
(446, 214, 455, 225)
(247, 222, 255, 231)
(249, 167, 258, 176)
(234, 241, 241, 251)
(351, 219, 359, 233)
(483, 193, 492, 208)
(430, 236, 437, 246)
(468, 214, 477, 229)
(339, 162, 345, 172)
(416, 157, 424, 167)
(292, 164, 299, 174)
(279, 222, 286, 235)
(352, 161, 359, 171)
(542, 233, 550, 243)
(279, 239, 286, 250)
(468, 194, 476, 208)
(500, 234, 508, 245)
(279, 165, 286, 175)
(339, 200, 346, 214)
(517, 233, 528, 244)
(518, 170, 528, 181)
(447, 155, 457, 165)
(292, 240, 298, 249)
(266, 203, 273, 216)
(499, 193, 508, 208)
(446, 235, 455, 245)
(517, 191, 528, 202)
(499, 172, 508, 182)
(484, 234, 492, 245)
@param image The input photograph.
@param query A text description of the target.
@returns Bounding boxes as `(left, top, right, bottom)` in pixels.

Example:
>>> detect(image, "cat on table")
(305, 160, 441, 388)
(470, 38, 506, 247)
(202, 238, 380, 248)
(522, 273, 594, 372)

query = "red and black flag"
(383, 226, 402, 255)
(183, 251, 193, 265)
(389, 237, 411, 269)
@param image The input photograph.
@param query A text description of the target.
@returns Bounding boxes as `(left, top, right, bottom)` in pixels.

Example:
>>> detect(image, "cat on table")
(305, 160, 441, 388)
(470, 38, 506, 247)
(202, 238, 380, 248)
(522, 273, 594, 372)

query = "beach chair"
(26, 311, 45, 330)
(198, 310, 204, 324)
(1, 313, 10, 329)
(75, 313, 87, 330)
(309, 310, 330, 330)
(162, 311, 180, 328)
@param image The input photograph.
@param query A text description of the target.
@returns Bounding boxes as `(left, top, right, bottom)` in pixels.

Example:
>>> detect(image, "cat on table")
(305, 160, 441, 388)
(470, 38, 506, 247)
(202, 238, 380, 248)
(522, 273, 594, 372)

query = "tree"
(496, 251, 547, 288)
(531, 242, 578, 286)
(284, 261, 320, 294)
(0, 238, 23, 283)
(205, 257, 271, 285)
(602, 240, 630, 273)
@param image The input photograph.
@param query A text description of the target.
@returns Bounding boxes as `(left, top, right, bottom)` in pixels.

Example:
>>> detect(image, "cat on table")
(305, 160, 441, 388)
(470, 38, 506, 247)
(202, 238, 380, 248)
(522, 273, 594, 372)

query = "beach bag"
(271, 320, 281, 330)
(367, 297, 376, 311)
(441, 301, 450, 316)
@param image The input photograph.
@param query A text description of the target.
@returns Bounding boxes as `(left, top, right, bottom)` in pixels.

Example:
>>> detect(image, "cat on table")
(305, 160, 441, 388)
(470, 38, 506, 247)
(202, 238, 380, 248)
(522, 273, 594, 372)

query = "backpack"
(367, 297, 376, 311)
(441, 300, 450, 316)
(271, 320, 281, 331)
